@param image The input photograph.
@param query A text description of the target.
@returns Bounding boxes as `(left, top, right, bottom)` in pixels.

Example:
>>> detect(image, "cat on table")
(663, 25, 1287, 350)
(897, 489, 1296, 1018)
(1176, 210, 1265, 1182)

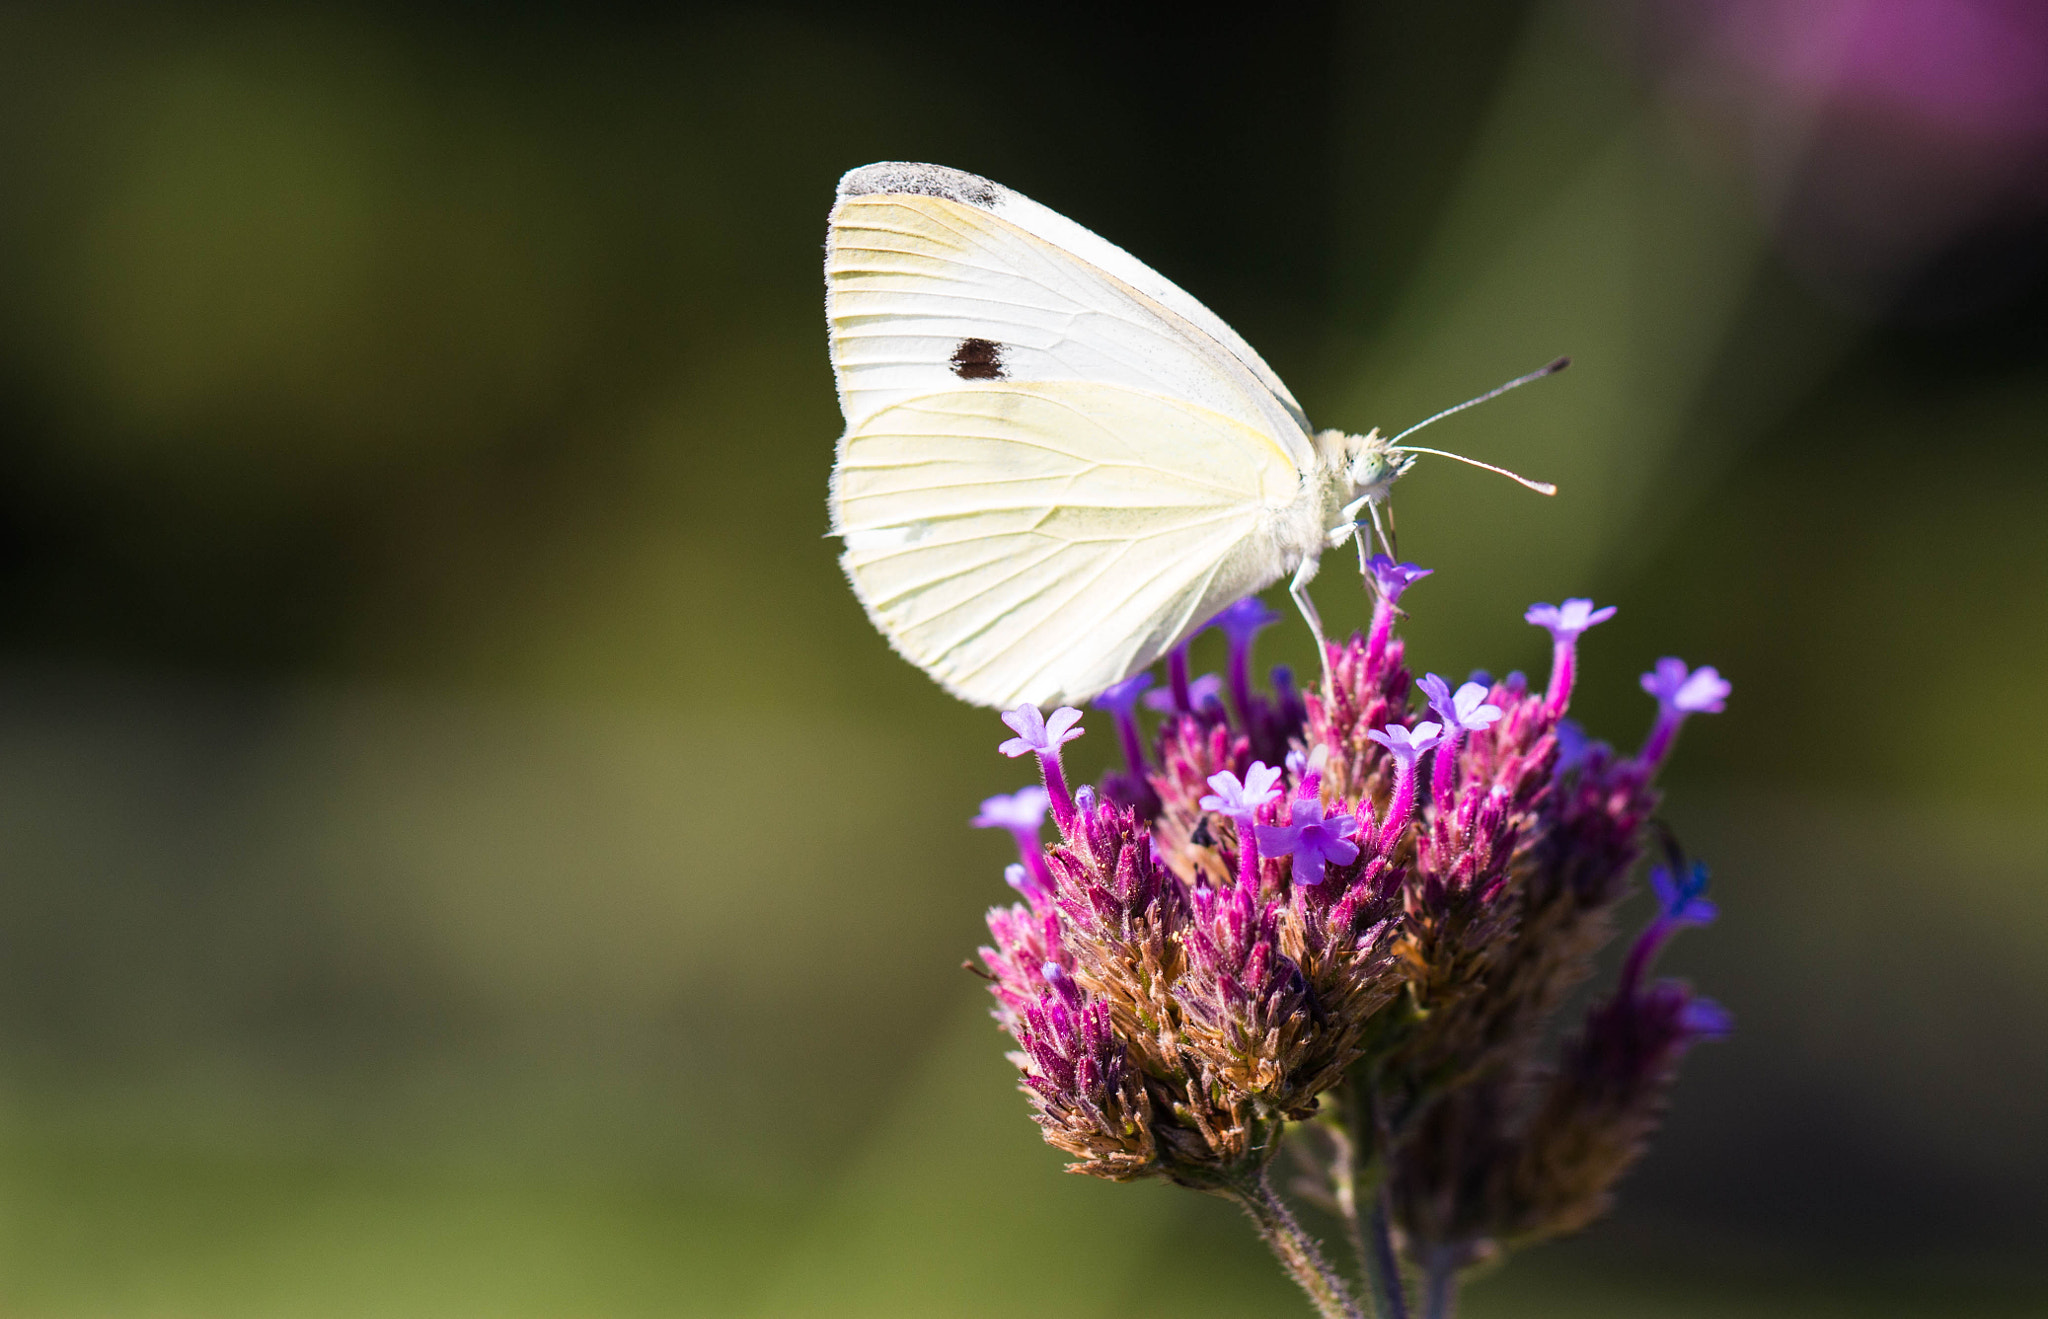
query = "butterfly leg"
(1369, 501, 1398, 561)
(1288, 554, 1333, 693)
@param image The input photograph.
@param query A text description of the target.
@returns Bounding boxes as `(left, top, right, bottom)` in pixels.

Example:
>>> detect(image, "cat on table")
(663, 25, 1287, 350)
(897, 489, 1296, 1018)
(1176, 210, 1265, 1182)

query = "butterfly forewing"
(827, 167, 1313, 469)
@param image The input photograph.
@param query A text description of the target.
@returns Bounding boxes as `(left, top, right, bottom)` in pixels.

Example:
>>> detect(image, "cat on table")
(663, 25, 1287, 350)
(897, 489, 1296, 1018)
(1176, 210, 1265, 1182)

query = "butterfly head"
(1317, 429, 1416, 509)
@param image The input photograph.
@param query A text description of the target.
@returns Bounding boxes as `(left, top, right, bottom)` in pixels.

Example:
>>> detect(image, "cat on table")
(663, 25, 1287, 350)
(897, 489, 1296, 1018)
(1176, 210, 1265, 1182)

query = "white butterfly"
(825, 162, 1557, 710)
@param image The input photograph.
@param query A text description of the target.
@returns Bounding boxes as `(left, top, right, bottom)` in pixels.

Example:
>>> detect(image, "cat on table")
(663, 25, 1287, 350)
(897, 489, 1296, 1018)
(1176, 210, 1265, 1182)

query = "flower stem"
(1225, 1167, 1366, 1319)
(1335, 1083, 1411, 1319)
(1420, 1247, 1460, 1319)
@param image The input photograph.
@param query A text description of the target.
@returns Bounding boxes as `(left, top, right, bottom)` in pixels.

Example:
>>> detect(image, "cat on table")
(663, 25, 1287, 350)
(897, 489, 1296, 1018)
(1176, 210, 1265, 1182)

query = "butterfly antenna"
(1386, 357, 1570, 448)
(1390, 446, 1558, 496)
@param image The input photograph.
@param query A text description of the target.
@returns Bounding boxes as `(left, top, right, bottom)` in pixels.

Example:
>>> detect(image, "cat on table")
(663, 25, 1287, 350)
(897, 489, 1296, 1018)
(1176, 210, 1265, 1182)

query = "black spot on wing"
(838, 162, 1002, 209)
(951, 337, 1006, 380)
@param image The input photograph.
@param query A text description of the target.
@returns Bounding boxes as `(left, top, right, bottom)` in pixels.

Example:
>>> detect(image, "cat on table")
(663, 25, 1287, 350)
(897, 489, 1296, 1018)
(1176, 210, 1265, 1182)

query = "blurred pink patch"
(1661, 0, 2048, 315)
(1716, 0, 2048, 139)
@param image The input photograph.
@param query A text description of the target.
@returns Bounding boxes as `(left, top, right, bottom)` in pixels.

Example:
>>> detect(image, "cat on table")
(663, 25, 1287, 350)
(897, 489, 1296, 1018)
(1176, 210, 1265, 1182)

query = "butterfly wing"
(826, 162, 1315, 470)
(833, 381, 1303, 709)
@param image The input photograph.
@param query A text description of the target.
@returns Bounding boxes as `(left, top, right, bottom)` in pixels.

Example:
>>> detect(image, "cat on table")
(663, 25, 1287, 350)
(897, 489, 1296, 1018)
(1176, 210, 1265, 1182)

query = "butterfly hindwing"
(833, 382, 1301, 709)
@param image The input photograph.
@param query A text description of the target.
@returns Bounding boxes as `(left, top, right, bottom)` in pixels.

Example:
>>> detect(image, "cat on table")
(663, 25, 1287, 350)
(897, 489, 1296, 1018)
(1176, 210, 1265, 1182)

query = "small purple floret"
(1527, 598, 1614, 719)
(1525, 598, 1618, 642)
(1211, 596, 1281, 646)
(1144, 672, 1224, 714)
(1093, 672, 1155, 717)
(1210, 597, 1281, 737)
(1641, 658, 1731, 716)
(1093, 673, 1156, 780)
(1680, 997, 1735, 1039)
(1637, 658, 1731, 767)
(1364, 555, 1433, 665)
(1365, 554, 1433, 603)
(973, 786, 1050, 835)
(1256, 795, 1361, 888)
(1366, 720, 1445, 765)
(1649, 861, 1718, 927)
(999, 705, 1085, 833)
(1552, 718, 1610, 777)
(1420, 673, 1503, 734)
(977, 787, 1054, 898)
(1368, 721, 1441, 849)
(1200, 762, 1283, 819)
(1000, 705, 1085, 759)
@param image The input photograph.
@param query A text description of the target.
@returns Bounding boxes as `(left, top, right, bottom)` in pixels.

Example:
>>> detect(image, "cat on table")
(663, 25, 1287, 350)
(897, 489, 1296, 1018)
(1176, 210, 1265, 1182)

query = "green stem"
(1365, 1188, 1411, 1319)
(1336, 1083, 1411, 1319)
(1226, 1167, 1366, 1319)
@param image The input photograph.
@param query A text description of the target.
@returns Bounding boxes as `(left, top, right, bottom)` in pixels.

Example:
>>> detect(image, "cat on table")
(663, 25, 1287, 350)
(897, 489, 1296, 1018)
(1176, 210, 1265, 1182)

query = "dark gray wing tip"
(837, 162, 1004, 210)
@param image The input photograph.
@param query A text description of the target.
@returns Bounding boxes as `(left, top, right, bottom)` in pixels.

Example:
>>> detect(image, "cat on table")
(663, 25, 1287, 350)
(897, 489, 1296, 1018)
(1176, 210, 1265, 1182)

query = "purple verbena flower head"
(1641, 658, 1731, 717)
(1366, 720, 1445, 767)
(1650, 860, 1718, 927)
(1525, 598, 1617, 644)
(1200, 761, 1283, 821)
(1420, 673, 1504, 735)
(1255, 795, 1361, 888)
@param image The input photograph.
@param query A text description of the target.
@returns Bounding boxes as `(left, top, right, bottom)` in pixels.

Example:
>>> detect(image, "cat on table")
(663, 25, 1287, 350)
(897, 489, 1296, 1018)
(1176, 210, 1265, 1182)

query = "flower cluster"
(972, 564, 1729, 1313)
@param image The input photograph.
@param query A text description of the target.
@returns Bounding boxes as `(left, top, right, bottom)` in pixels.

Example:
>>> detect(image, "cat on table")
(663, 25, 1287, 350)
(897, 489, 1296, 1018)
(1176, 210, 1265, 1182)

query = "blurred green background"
(0, 1, 2043, 1315)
